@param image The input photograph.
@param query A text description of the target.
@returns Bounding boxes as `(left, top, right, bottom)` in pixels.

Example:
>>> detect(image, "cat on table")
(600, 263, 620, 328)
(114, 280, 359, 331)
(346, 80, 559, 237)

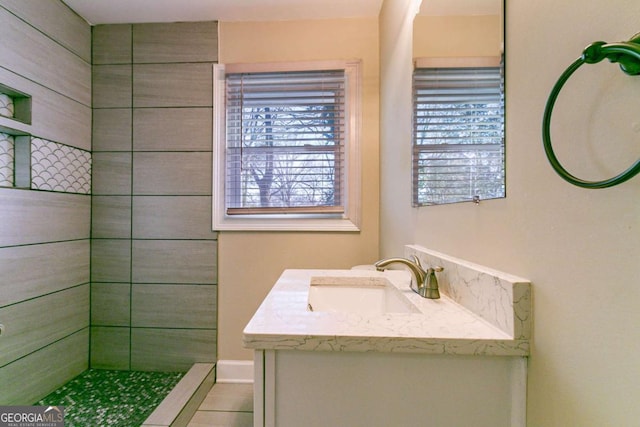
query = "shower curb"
(141, 363, 216, 427)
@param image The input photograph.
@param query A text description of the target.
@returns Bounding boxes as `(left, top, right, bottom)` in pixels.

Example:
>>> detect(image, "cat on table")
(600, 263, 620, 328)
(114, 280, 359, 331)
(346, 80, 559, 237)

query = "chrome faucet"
(374, 255, 443, 299)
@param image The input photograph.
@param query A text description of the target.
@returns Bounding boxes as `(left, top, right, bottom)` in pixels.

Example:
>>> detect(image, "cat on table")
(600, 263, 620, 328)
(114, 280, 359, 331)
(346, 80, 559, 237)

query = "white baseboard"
(216, 360, 254, 384)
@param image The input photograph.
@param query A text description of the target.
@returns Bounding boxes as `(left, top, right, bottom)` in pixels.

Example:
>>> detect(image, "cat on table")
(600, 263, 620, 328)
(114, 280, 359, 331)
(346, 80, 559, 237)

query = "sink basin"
(307, 276, 419, 315)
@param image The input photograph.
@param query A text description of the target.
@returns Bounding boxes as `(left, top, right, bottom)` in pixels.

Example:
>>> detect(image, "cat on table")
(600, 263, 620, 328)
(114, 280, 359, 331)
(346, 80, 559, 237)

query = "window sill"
(212, 215, 360, 232)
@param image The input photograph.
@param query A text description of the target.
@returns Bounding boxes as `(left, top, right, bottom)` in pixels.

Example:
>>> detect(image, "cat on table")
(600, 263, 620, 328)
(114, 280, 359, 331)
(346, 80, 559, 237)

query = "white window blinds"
(412, 61, 505, 206)
(225, 69, 346, 215)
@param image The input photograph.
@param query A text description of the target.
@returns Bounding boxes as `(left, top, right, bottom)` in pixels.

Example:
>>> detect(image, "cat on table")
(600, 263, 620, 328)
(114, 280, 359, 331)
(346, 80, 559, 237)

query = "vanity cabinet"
(244, 246, 531, 427)
(253, 349, 526, 427)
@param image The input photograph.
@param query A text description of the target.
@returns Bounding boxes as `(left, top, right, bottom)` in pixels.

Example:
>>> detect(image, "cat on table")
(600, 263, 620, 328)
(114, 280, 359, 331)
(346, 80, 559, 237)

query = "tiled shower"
(90, 22, 218, 372)
(0, 0, 219, 405)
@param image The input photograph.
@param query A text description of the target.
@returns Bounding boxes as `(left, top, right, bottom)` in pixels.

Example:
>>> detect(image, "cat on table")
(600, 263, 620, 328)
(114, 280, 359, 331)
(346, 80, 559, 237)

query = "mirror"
(414, 0, 503, 59)
(412, 0, 505, 206)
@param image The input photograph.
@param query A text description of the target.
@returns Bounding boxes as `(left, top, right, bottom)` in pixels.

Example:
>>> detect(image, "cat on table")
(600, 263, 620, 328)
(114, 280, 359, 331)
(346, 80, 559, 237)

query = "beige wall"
(218, 19, 380, 360)
(381, 0, 640, 425)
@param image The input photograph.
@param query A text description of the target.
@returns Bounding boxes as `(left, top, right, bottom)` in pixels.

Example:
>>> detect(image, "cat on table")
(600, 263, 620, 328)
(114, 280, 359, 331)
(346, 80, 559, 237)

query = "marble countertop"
(243, 268, 530, 356)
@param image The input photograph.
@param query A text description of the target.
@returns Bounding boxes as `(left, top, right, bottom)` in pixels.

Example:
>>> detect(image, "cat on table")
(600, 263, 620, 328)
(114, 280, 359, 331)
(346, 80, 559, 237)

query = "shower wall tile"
(93, 108, 132, 152)
(132, 284, 217, 328)
(90, 21, 219, 371)
(0, 285, 89, 367)
(90, 326, 130, 370)
(92, 152, 132, 195)
(132, 240, 217, 284)
(34, 99, 91, 152)
(132, 107, 213, 151)
(0, 329, 88, 405)
(132, 196, 216, 240)
(0, 132, 13, 187)
(0, 7, 91, 105)
(91, 239, 132, 283)
(133, 63, 212, 107)
(131, 328, 216, 372)
(132, 21, 218, 64)
(0, 67, 91, 150)
(92, 24, 132, 65)
(0, 1, 91, 404)
(92, 196, 132, 239)
(93, 64, 132, 108)
(91, 283, 131, 326)
(0, 188, 90, 247)
(0, 240, 89, 307)
(0, 0, 91, 62)
(133, 152, 211, 195)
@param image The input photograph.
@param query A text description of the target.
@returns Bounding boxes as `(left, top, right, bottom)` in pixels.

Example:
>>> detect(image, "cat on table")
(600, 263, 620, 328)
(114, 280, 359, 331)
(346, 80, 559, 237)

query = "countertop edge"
(243, 334, 530, 357)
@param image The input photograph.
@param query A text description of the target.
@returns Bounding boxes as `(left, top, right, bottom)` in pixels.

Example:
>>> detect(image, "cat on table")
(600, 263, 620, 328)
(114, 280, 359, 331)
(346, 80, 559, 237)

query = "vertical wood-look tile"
(132, 196, 216, 240)
(133, 107, 212, 151)
(0, 8, 91, 105)
(133, 63, 212, 107)
(133, 21, 218, 63)
(131, 284, 216, 328)
(132, 152, 211, 195)
(131, 328, 216, 372)
(91, 239, 131, 283)
(93, 24, 132, 65)
(0, 285, 89, 367)
(90, 326, 130, 370)
(91, 283, 131, 326)
(132, 240, 217, 284)
(0, 329, 88, 405)
(0, 240, 89, 307)
(93, 108, 132, 152)
(92, 196, 132, 239)
(0, 189, 90, 246)
(93, 65, 132, 108)
(0, 0, 91, 61)
(92, 152, 132, 195)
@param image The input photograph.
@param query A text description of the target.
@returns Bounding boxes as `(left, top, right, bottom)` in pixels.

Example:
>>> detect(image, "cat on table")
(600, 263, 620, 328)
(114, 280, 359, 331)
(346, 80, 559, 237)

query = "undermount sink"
(307, 275, 419, 315)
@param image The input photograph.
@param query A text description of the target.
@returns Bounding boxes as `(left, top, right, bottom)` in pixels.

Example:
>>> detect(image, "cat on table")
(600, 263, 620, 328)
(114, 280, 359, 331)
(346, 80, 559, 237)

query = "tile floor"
(187, 383, 254, 427)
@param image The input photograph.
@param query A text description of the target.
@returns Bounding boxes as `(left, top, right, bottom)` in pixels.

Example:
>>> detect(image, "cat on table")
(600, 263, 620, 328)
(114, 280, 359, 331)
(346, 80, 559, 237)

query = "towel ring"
(542, 32, 640, 188)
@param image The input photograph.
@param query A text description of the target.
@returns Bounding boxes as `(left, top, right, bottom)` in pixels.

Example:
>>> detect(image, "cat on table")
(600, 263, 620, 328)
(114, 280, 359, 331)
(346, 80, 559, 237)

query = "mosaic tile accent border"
(36, 369, 184, 427)
(0, 132, 14, 187)
(31, 137, 91, 194)
(0, 93, 14, 118)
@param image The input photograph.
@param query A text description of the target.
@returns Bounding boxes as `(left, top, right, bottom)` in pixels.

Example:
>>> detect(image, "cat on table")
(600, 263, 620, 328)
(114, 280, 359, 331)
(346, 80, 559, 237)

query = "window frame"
(412, 56, 505, 207)
(213, 60, 362, 231)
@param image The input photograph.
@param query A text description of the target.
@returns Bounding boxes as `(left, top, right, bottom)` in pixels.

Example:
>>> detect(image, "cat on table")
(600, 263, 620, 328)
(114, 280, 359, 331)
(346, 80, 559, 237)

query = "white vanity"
(243, 245, 531, 427)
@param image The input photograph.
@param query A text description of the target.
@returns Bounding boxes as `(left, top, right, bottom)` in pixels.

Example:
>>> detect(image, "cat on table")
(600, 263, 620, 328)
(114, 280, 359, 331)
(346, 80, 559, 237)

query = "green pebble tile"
(35, 369, 184, 427)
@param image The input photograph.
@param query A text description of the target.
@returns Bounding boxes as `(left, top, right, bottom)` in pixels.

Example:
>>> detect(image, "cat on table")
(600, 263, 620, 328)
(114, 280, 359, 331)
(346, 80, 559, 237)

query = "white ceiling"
(62, 0, 500, 26)
(62, 0, 384, 25)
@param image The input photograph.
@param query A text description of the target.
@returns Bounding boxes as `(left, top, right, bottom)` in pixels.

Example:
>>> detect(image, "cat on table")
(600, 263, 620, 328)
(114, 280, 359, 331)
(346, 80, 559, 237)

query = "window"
(412, 57, 505, 206)
(213, 61, 361, 231)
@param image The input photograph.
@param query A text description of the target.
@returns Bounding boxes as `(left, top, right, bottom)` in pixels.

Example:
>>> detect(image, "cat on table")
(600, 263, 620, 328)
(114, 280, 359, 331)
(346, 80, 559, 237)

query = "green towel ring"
(542, 32, 640, 188)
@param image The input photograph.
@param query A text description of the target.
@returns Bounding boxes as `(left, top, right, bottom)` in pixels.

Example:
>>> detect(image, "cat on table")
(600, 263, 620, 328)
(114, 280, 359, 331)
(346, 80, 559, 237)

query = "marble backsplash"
(405, 245, 531, 340)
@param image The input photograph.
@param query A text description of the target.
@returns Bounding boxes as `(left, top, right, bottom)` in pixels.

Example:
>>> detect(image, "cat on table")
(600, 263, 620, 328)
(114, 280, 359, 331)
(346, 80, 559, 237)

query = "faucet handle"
(410, 254, 422, 267)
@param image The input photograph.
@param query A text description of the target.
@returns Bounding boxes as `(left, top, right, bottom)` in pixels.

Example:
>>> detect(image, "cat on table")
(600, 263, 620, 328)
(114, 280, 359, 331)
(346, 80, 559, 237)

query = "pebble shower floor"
(35, 369, 184, 427)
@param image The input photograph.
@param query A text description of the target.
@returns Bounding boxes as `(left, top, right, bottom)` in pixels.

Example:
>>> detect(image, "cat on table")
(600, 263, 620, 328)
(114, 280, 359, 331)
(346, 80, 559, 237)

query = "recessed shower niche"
(0, 83, 31, 125)
(0, 82, 90, 194)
